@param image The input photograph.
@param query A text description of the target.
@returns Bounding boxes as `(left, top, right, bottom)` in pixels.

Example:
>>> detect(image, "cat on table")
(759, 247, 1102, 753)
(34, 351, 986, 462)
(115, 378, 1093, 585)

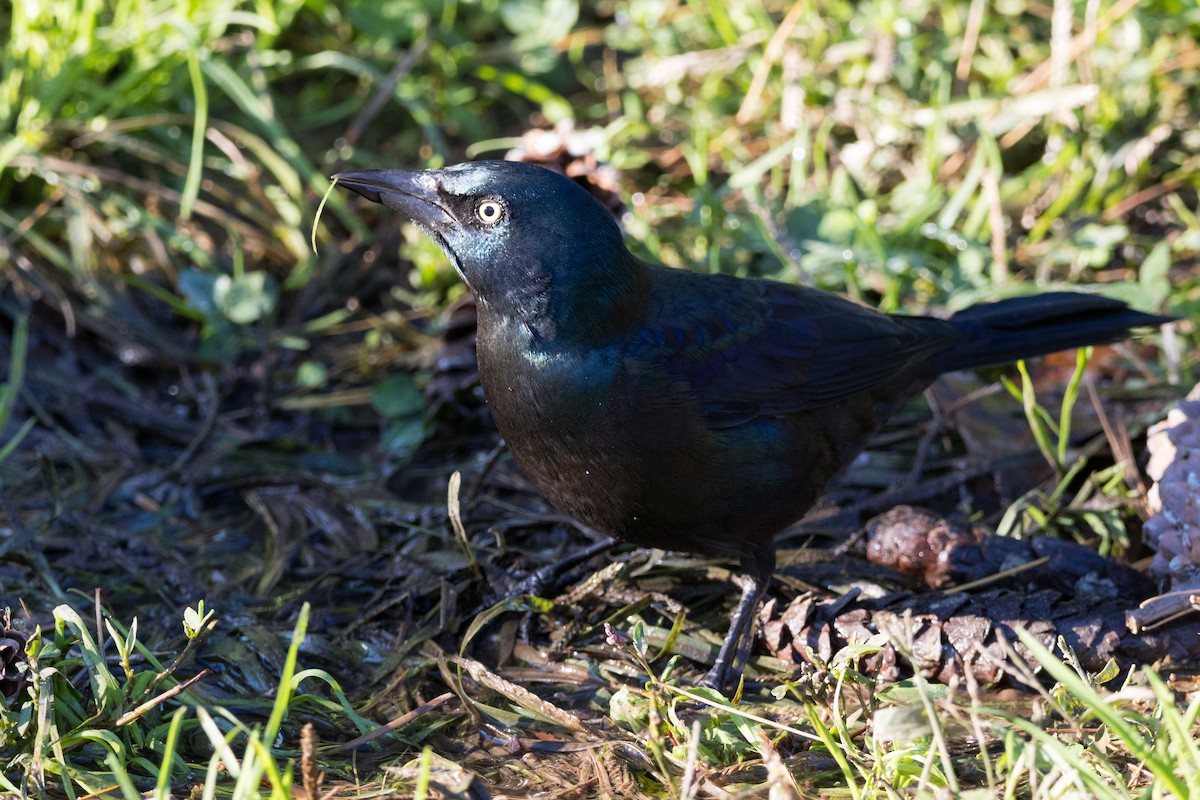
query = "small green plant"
(993, 629, 1199, 799)
(182, 600, 216, 640)
(996, 348, 1143, 553)
(0, 603, 213, 795)
(1004, 349, 1093, 478)
(1, 600, 389, 797)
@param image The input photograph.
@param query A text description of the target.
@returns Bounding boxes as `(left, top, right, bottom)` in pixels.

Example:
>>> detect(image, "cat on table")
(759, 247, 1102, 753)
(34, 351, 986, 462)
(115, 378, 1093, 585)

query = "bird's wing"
(631, 273, 960, 427)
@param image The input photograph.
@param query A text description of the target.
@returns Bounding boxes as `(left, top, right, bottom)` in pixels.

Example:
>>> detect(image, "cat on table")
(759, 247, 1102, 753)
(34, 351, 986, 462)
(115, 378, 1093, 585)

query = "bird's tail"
(930, 292, 1173, 373)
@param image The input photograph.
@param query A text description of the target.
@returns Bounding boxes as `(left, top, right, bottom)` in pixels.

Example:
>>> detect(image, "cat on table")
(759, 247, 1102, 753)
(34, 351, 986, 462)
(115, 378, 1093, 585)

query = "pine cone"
(1, 613, 29, 705)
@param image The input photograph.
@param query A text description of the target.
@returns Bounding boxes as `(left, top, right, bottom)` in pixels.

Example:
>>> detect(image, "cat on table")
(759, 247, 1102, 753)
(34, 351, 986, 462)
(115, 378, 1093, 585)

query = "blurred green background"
(2, 0, 1193, 370)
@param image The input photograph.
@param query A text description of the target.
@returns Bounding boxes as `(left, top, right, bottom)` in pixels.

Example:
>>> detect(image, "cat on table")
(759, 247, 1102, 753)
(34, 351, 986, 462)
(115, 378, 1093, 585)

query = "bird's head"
(334, 160, 639, 341)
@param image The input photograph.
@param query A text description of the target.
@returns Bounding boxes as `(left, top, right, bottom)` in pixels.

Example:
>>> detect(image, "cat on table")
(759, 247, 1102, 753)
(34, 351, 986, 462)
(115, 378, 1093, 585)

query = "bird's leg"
(510, 535, 615, 598)
(699, 572, 767, 690)
(512, 536, 615, 644)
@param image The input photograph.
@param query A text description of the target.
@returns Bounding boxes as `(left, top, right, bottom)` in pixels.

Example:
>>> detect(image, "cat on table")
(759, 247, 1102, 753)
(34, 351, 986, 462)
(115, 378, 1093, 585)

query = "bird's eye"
(475, 200, 504, 225)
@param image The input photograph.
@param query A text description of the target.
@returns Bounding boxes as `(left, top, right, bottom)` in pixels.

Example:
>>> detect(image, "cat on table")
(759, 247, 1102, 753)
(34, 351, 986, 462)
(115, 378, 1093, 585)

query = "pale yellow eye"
(475, 200, 504, 225)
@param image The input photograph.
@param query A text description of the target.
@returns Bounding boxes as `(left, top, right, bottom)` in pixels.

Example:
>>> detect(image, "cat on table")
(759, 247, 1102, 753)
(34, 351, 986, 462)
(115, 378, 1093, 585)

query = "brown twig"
(300, 722, 323, 800)
(342, 36, 430, 149)
(115, 668, 212, 727)
(1010, 0, 1140, 96)
(8, 154, 290, 262)
(955, 0, 986, 84)
(736, 1, 806, 125)
(330, 691, 456, 752)
(1102, 178, 1187, 222)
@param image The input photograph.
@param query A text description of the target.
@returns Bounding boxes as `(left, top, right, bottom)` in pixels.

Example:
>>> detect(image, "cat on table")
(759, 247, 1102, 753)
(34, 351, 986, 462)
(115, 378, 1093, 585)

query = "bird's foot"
(697, 573, 766, 691)
(510, 536, 614, 598)
(698, 654, 744, 692)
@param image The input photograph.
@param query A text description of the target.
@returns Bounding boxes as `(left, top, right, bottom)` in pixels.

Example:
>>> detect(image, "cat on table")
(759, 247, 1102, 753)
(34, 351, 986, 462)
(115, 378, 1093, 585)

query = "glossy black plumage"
(335, 160, 1172, 687)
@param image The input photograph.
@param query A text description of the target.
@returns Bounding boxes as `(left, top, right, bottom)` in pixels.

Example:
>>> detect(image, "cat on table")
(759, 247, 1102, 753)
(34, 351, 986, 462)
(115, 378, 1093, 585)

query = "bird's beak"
(332, 169, 453, 228)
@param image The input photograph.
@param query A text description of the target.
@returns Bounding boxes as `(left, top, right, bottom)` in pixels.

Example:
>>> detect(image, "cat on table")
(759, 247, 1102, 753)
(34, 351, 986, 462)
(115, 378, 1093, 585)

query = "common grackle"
(335, 161, 1174, 688)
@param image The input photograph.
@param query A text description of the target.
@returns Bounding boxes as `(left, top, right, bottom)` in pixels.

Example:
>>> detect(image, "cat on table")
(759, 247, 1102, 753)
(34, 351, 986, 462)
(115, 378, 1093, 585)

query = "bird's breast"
(470, 312, 860, 562)
(474, 315, 702, 535)
(476, 318, 627, 460)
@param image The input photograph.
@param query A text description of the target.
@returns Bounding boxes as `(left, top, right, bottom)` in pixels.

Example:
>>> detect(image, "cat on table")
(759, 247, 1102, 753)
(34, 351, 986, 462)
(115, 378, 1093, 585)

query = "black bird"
(335, 160, 1173, 688)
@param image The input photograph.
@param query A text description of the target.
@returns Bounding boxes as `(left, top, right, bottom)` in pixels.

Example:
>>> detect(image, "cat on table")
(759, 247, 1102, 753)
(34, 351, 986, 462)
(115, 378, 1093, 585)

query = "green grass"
(1, 0, 1197, 797)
